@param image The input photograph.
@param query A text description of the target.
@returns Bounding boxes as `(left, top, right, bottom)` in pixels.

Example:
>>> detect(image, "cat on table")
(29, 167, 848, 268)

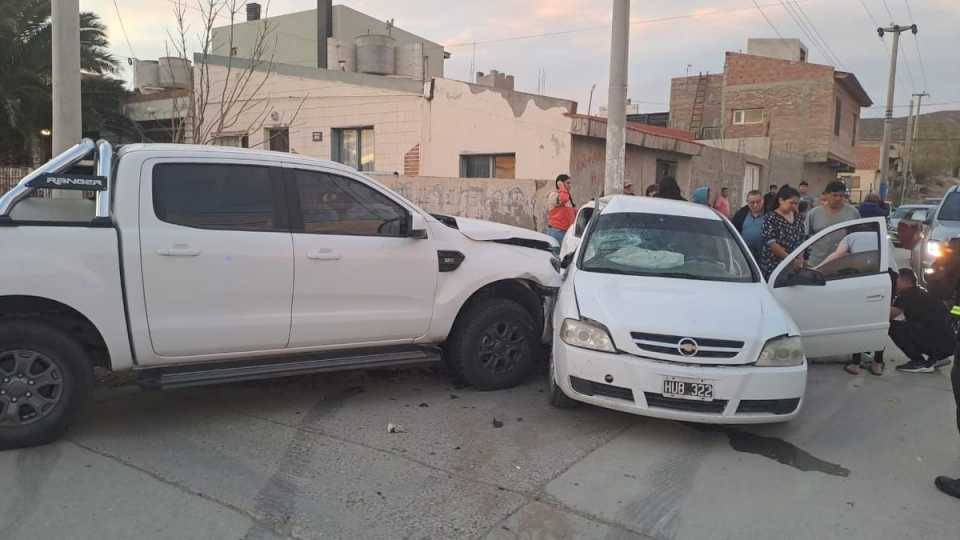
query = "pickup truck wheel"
(548, 357, 579, 409)
(449, 299, 539, 390)
(0, 321, 92, 450)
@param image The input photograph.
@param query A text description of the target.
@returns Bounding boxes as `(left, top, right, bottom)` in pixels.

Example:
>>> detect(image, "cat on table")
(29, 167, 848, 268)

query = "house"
(669, 38, 873, 197)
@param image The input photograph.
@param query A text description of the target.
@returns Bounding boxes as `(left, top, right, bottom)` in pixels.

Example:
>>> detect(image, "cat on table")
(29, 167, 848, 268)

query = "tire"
(0, 320, 93, 450)
(548, 357, 578, 409)
(447, 298, 540, 390)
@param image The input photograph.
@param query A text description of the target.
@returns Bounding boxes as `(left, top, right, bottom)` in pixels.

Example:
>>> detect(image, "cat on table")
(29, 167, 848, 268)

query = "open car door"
(768, 217, 891, 359)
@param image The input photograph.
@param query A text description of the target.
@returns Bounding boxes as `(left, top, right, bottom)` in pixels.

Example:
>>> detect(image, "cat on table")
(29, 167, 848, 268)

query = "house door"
(742, 163, 760, 204)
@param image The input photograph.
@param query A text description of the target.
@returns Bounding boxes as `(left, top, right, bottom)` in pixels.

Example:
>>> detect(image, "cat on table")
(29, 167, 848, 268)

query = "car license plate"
(663, 377, 714, 401)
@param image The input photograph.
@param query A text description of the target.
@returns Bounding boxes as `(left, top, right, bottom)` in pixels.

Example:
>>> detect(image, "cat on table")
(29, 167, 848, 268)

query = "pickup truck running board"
(136, 345, 442, 390)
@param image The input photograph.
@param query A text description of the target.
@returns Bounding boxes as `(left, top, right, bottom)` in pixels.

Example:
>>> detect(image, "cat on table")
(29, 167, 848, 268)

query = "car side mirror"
(409, 213, 428, 239)
(775, 267, 826, 288)
(560, 252, 575, 269)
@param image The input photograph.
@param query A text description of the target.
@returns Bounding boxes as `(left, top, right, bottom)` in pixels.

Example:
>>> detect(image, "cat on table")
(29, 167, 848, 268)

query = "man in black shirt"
(891, 268, 955, 373)
(762, 184, 779, 213)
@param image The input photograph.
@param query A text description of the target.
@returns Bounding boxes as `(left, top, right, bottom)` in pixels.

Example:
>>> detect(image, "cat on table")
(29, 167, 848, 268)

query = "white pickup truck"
(0, 140, 560, 449)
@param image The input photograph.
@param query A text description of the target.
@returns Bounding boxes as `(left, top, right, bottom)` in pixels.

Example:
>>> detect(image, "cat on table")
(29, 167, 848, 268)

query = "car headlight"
(560, 318, 617, 353)
(927, 241, 944, 258)
(756, 336, 804, 367)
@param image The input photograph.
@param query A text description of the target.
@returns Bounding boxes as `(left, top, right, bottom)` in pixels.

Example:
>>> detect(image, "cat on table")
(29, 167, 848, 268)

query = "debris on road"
(419, 402, 429, 408)
(492, 418, 504, 428)
(387, 423, 406, 433)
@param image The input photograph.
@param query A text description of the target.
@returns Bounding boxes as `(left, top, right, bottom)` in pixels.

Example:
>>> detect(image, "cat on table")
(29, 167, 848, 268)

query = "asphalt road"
(1, 250, 956, 540)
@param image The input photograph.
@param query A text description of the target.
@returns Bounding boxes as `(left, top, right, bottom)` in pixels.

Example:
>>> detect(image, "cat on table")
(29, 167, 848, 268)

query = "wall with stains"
(371, 173, 553, 231)
(568, 136, 695, 203)
(420, 79, 576, 180)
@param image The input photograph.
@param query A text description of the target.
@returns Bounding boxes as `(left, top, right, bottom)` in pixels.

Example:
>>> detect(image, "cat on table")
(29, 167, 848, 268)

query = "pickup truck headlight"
(756, 336, 804, 367)
(560, 318, 617, 353)
(927, 241, 944, 258)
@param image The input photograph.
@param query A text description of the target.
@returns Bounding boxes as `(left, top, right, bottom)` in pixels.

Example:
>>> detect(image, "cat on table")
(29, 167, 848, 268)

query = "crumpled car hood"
(444, 215, 557, 246)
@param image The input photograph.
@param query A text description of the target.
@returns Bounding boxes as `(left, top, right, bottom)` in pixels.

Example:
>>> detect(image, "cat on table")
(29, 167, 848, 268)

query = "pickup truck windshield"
(580, 212, 755, 282)
(937, 193, 960, 221)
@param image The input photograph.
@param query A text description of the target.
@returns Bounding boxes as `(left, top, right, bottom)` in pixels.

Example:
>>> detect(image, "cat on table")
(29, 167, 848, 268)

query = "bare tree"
(163, 0, 304, 146)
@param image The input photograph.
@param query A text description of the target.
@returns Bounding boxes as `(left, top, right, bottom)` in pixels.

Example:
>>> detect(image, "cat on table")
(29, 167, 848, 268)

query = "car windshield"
(892, 207, 916, 219)
(937, 193, 960, 221)
(580, 212, 756, 282)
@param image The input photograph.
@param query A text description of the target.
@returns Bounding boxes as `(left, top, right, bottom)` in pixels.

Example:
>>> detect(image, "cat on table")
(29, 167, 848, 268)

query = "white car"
(549, 195, 891, 424)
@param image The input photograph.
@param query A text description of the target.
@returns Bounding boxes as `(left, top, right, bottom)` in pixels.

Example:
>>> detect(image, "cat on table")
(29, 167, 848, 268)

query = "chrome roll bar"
(94, 139, 113, 219)
(0, 138, 108, 217)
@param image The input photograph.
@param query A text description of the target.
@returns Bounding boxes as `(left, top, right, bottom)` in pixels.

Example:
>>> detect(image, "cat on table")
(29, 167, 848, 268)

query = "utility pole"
(51, 0, 83, 199)
(877, 23, 917, 201)
(52, 0, 82, 156)
(909, 92, 929, 178)
(899, 97, 915, 204)
(603, 0, 630, 196)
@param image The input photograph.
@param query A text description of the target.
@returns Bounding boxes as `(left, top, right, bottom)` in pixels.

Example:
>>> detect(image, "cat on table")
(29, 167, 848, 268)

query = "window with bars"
(732, 109, 766, 125)
(332, 127, 375, 172)
(459, 154, 516, 179)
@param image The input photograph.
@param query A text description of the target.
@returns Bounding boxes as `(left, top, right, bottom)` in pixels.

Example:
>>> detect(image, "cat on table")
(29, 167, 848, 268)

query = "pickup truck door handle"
(866, 294, 886, 302)
(157, 246, 201, 257)
(306, 249, 341, 261)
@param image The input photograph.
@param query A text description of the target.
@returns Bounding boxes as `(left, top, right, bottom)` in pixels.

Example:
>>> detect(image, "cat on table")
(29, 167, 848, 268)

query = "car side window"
(153, 163, 281, 231)
(799, 222, 882, 280)
(292, 170, 408, 236)
(574, 207, 595, 238)
(911, 209, 928, 222)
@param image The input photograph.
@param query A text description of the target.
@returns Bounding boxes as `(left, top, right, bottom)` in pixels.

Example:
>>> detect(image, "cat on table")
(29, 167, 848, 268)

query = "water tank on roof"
(158, 57, 191, 89)
(355, 34, 396, 76)
(133, 60, 160, 92)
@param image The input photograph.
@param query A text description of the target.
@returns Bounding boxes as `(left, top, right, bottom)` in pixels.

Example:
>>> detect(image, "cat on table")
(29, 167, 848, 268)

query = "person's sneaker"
(844, 363, 862, 375)
(935, 476, 960, 499)
(897, 360, 935, 373)
(932, 356, 954, 369)
(869, 362, 884, 376)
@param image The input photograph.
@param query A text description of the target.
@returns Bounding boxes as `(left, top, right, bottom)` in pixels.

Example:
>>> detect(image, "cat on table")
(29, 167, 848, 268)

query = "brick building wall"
(722, 52, 837, 159)
(668, 74, 723, 135)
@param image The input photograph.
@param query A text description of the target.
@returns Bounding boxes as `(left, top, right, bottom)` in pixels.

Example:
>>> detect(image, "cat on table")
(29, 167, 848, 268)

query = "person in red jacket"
(547, 174, 576, 246)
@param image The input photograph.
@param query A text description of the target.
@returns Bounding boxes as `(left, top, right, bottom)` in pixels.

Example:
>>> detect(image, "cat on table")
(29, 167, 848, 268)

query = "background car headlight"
(560, 318, 617, 353)
(927, 241, 944, 258)
(756, 336, 804, 367)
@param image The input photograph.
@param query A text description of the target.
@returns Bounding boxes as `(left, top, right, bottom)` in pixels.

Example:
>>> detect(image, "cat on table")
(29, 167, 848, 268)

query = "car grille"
(736, 398, 800, 415)
(631, 332, 744, 359)
(569, 376, 635, 402)
(643, 393, 728, 413)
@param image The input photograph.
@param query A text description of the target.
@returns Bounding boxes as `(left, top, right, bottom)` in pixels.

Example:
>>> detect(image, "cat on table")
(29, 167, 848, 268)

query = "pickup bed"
(0, 140, 560, 449)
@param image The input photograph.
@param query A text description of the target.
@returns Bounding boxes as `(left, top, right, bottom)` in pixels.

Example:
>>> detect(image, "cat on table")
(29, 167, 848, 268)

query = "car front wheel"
(447, 298, 540, 390)
(0, 320, 92, 450)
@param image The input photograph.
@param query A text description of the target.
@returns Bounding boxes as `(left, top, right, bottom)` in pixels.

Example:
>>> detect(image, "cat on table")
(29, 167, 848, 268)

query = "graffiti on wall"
(374, 175, 552, 230)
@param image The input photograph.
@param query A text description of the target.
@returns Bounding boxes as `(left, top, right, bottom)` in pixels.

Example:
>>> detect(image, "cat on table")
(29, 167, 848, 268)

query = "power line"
(880, 0, 896, 22)
(790, 1, 845, 68)
(111, 0, 138, 60)
(751, 0, 785, 38)
(902, 0, 930, 90)
(445, 1, 808, 48)
(778, 0, 836, 66)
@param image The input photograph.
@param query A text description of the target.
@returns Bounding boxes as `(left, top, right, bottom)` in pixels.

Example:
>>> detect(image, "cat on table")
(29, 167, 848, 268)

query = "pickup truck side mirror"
(560, 252, 575, 269)
(775, 267, 826, 288)
(409, 212, 428, 239)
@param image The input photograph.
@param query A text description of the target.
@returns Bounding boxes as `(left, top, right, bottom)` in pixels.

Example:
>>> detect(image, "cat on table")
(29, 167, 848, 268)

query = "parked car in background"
(0, 140, 561, 450)
(549, 195, 891, 424)
(890, 204, 935, 246)
(902, 186, 960, 285)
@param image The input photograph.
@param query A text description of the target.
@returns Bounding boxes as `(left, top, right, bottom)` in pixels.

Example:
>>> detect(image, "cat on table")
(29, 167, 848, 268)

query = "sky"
(80, 0, 960, 119)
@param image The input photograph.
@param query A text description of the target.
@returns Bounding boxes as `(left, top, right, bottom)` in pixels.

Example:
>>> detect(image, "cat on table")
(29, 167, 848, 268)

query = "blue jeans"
(547, 227, 567, 249)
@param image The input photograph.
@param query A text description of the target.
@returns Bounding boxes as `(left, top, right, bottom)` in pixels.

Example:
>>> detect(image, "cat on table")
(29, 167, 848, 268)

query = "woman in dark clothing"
(759, 185, 805, 278)
(656, 177, 684, 200)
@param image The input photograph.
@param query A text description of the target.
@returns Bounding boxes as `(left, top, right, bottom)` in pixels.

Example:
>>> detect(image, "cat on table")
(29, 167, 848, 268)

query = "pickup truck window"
(291, 170, 408, 236)
(153, 163, 282, 231)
